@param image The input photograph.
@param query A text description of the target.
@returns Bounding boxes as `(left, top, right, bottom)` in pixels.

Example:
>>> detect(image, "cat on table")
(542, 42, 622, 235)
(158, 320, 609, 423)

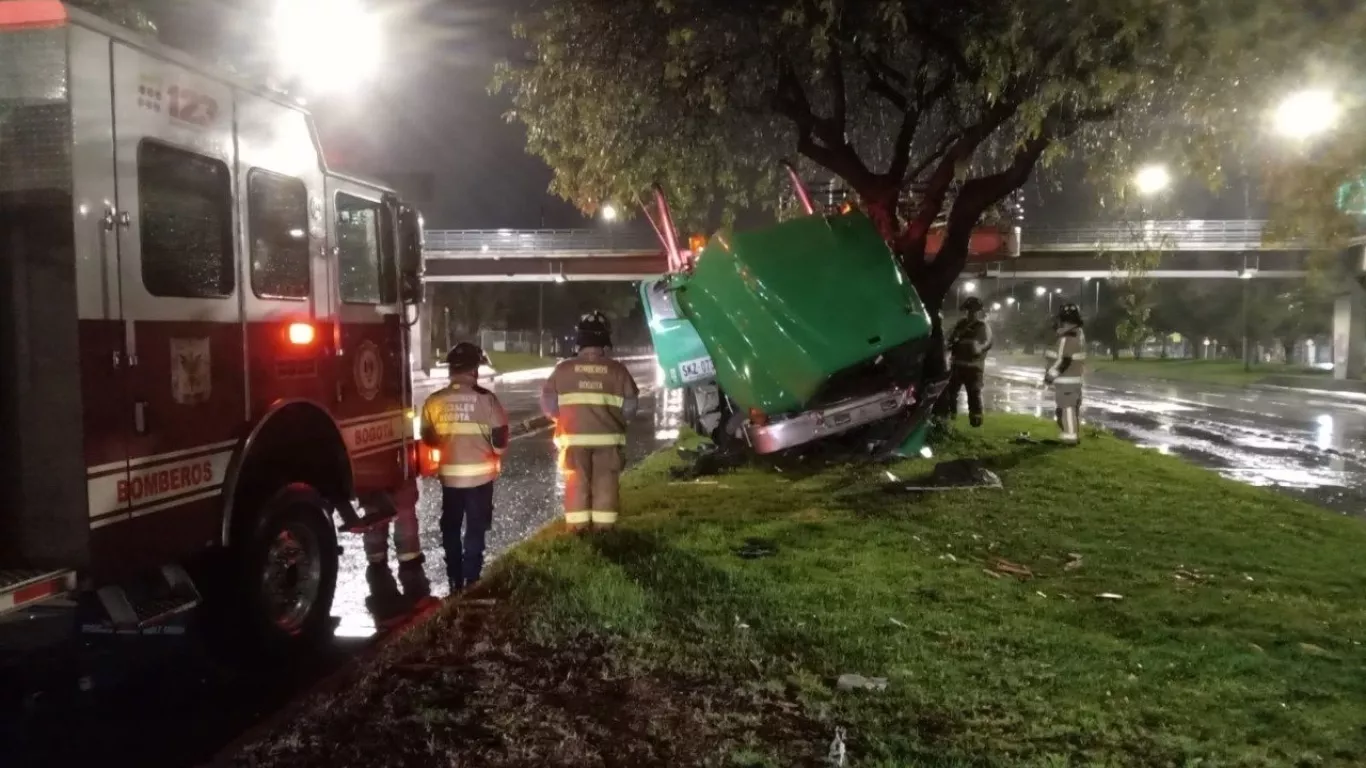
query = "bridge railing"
(425, 229, 661, 256)
(1022, 220, 1300, 252)
(424, 220, 1310, 256)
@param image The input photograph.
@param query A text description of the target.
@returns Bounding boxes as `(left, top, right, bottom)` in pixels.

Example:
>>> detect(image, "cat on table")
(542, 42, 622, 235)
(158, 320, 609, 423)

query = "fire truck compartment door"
(101, 42, 241, 560)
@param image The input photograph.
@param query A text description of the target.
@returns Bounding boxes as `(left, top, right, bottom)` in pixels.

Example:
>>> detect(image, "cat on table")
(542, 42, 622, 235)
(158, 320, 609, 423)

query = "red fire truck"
(0, 1, 424, 652)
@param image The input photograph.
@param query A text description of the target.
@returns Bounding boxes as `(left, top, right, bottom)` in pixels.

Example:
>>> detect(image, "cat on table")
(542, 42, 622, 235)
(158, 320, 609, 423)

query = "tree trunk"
(1282, 339, 1295, 364)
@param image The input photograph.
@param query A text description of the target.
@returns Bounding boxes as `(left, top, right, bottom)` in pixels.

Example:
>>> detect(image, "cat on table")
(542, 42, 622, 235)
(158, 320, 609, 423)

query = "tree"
(1108, 245, 1160, 357)
(494, 0, 1343, 318)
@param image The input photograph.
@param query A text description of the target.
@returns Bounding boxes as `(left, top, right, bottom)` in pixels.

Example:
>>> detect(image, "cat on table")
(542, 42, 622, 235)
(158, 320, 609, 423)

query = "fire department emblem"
(170, 338, 211, 405)
(354, 341, 383, 401)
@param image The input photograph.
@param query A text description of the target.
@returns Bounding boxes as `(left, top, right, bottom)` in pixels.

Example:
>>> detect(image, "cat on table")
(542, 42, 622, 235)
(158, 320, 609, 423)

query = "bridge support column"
(1332, 280, 1366, 380)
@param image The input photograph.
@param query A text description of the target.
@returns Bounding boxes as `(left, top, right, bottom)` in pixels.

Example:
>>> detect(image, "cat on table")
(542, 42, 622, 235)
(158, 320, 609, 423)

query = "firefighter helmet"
(446, 342, 484, 374)
(1056, 302, 1084, 327)
(960, 296, 984, 314)
(575, 311, 613, 349)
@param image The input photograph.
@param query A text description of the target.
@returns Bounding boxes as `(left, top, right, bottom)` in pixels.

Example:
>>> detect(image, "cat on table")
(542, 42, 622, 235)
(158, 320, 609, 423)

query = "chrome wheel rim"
(260, 520, 322, 633)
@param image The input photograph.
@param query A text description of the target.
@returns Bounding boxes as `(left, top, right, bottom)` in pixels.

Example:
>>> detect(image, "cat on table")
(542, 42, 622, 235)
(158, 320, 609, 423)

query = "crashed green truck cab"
(642, 211, 941, 457)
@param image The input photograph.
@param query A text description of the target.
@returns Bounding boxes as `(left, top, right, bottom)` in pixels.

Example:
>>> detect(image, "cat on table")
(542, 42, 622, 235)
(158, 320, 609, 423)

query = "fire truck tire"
(238, 484, 339, 655)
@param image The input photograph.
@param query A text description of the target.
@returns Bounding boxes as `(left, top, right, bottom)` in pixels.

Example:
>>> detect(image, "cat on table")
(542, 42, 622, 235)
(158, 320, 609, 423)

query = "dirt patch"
(227, 597, 827, 768)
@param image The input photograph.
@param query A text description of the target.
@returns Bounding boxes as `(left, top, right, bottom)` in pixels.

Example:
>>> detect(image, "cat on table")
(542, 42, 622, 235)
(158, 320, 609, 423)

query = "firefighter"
(420, 342, 509, 593)
(944, 296, 993, 427)
(362, 478, 423, 571)
(1044, 302, 1086, 445)
(541, 312, 640, 532)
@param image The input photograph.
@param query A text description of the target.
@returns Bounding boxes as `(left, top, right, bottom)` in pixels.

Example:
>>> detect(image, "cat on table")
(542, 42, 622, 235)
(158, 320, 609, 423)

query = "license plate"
(678, 356, 716, 383)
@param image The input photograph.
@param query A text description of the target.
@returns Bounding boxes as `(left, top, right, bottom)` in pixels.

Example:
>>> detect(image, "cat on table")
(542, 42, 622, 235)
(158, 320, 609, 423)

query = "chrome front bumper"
(746, 388, 913, 455)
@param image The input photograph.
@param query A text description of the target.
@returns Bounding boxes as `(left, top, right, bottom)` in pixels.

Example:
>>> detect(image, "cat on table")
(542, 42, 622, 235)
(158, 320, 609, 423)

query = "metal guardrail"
(424, 228, 659, 256)
(1021, 220, 1306, 252)
(423, 220, 1308, 258)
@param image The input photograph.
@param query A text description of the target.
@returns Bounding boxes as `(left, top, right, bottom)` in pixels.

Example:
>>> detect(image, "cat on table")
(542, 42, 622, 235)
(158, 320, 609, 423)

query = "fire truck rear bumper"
(746, 388, 912, 454)
(0, 569, 77, 618)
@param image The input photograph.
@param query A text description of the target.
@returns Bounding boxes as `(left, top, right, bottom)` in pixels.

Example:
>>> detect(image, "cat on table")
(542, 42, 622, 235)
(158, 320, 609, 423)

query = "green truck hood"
(676, 213, 931, 414)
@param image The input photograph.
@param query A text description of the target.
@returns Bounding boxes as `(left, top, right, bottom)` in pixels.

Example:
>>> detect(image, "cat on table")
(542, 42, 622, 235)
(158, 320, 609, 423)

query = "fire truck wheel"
(240, 484, 339, 654)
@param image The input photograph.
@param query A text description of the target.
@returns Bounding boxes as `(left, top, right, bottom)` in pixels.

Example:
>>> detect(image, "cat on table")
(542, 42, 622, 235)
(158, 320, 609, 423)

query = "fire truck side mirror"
(398, 206, 425, 305)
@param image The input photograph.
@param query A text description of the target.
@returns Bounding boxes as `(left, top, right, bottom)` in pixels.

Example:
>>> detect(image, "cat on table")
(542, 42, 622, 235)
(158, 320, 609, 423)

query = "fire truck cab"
(0, 2, 423, 650)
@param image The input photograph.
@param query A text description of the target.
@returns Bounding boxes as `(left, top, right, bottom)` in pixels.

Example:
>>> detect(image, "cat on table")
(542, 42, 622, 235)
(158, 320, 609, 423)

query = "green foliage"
(493, 0, 1353, 305)
(240, 415, 1366, 766)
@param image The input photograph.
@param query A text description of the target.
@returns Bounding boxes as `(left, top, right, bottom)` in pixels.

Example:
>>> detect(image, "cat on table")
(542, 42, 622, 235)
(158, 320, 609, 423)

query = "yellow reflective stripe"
(435, 421, 488, 436)
(559, 392, 625, 408)
(557, 433, 627, 447)
(438, 461, 499, 477)
(589, 510, 618, 524)
(564, 511, 591, 524)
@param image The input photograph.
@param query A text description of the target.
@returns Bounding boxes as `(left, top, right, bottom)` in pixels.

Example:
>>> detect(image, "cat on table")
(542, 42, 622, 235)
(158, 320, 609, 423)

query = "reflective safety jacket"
(1044, 326, 1086, 384)
(421, 380, 509, 488)
(949, 317, 993, 368)
(541, 354, 640, 448)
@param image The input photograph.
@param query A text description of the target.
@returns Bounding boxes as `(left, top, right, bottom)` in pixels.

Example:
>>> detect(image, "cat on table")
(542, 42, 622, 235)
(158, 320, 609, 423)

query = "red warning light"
(287, 322, 316, 345)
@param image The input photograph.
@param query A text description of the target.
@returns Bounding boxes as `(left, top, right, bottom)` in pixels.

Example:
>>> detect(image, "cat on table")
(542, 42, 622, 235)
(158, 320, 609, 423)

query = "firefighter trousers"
(441, 482, 495, 588)
(1052, 380, 1083, 444)
(363, 481, 422, 565)
(563, 445, 624, 527)
(944, 364, 985, 424)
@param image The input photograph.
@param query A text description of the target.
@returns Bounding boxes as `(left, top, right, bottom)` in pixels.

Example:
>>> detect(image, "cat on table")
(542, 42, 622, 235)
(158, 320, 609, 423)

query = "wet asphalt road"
(984, 358, 1366, 516)
(3, 360, 669, 768)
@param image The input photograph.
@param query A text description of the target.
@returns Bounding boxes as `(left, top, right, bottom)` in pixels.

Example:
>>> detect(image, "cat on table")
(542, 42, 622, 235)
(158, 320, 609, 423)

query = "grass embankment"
(1086, 357, 1328, 387)
(236, 415, 1366, 767)
(485, 350, 557, 373)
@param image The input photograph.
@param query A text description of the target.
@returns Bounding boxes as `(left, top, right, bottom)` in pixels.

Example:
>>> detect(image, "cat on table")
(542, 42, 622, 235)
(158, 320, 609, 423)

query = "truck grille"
(806, 337, 928, 410)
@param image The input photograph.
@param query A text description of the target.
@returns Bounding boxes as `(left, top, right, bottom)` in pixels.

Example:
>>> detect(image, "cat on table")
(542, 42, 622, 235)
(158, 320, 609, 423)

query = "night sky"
(140, 0, 1262, 231)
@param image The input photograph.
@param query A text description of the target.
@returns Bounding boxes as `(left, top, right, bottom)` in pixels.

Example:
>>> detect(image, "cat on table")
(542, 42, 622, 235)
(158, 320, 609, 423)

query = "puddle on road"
(984, 379, 1366, 518)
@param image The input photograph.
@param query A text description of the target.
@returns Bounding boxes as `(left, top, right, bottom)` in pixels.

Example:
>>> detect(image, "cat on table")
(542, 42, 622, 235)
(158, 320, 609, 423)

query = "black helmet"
(446, 342, 483, 374)
(575, 311, 612, 349)
(960, 296, 984, 313)
(1057, 302, 1084, 327)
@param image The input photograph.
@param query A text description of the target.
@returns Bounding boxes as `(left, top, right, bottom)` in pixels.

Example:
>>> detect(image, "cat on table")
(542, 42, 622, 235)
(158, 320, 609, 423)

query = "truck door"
(326, 178, 407, 492)
(107, 43, 242, 560)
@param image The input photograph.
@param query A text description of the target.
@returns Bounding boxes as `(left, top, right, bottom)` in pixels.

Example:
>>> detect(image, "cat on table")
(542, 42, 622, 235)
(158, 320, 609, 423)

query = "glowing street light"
(991, 302, 1002, 311)
(1034, 286, 1046, 297)
(601, 203, 619, 222)
(963, 281, 977, 294)
(1133, 164, 1171, 197)
(273, 0, 381, 94)
(1274, 89, 1340, 140)
(1006, 296, 1017, 305)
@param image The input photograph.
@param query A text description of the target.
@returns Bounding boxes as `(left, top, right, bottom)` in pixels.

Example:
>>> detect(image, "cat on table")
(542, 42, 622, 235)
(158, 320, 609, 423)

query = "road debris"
(835, 674, 888, 692)
(895, 459, 1003, 492)
(827, 727, 847, 766)
(734, 538, 778, 560)
(1064, 552, 1084, 571)
(1096, 593, 1124, 601)
(989, 557, 1034, 579)
(888, 617, 909, 629)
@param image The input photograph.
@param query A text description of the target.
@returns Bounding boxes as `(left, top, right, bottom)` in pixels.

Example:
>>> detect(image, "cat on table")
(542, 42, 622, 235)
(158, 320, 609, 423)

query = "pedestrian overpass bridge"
(421, 219, 1319, 282)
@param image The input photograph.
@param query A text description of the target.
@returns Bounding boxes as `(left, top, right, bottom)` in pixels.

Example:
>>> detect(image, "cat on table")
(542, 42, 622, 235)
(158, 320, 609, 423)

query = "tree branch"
(772, 58, 873, 187)
(887, 75, 955, 183)
(862, 54, 909, 112)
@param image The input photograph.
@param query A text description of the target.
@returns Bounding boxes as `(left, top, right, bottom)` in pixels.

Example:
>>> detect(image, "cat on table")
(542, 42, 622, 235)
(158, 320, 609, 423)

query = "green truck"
(639, 179, 953, 457)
